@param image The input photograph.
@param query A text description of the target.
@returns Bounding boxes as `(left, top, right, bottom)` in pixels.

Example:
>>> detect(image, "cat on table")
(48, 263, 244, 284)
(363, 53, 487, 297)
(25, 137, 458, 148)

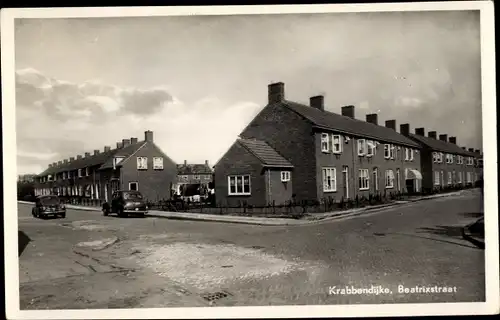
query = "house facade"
(174, 160, 213, 197)
(33, 130, 177, 202)
(406, 130, 482, 192)
(214, 82, 424, 207)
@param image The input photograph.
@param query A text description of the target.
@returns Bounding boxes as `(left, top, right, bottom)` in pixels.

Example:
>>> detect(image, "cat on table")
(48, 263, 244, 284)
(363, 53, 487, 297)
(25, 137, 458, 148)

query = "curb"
(462, 228, 485, 249)
(17, 190, 472, 226)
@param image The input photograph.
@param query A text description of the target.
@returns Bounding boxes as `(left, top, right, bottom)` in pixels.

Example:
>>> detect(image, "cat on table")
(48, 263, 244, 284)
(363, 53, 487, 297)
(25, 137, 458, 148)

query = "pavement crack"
(74, 260, 97, 273)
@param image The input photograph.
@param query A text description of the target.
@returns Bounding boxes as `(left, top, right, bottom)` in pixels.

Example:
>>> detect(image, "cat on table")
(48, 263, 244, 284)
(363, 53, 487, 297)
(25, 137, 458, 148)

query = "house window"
(129, 182, 138, 191)
(78, 169, 82, 177)
(385, 170, 394, 188)
(322, 167, 337, 192)
(439, 153, 444, 163)
(357, 139, 366, 156)
(321, 133, 330, 152)
(85, 167, 89, 176)
(358, 169, 369, 190)
(366, 140, 375, 157)
(452, 171, 456, 184)
(467, 157, 474, 165)
(153, 157, 164, 170)
(137, 157, 148, 170)
(405, 148, 409, 161)
(384, 144, 390, 159)
(228, 175, 251, 195)
(194, 175, 200, 180)
(281, 171, 291, 182)
(458, 172, 463, 183)
(432, 152, 438, 163)
(409, 149, 414, 161)
(332, 135, 342, 153)
(466, 172, 472, 183)
(373, 168, 379, 191)
(434, 171, 440, 185)
(447, 172, 452, 185)
(48, 175, 53, 181)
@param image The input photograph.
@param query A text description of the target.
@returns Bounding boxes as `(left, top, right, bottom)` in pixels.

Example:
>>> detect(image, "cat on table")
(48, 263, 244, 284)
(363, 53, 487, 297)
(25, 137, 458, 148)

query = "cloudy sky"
(14, 10, 482, 175)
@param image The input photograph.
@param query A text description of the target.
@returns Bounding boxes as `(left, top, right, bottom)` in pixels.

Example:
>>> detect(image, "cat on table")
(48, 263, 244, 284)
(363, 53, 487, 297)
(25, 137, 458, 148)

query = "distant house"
(214, 82, 424, 207)
(175, 160, 213, 198)
(406, 130, 482, 192)
(33, 130, 177, 202)
(18, 174, 36, 183)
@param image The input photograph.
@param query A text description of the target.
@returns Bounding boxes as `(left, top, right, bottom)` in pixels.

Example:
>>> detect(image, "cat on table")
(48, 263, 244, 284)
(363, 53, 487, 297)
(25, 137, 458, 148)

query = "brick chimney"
(439, 134, 448, 142)
(468, 148, 474, 152)
(77, 155, 82, 159)
(48, 164, 53, 168)
(415, 128, 425, 136)
(145, 130, 154, 142)
(104, 146, 111, 152)
(70, 157, 75, 161)
(268, 82, 285, 104)
(310, 95, 324, 111)
(400, 123, 410, 136)
(366, 114, 378, 125)
(474, 149, 480, 153)
(122, 139, 131, 147)
(85, 152, 91, 157)
(184, 160, 187, 166)
(130, 137, 138, 144)
(205, 160, 209, 166)
(341, 105, 355, 119)
(116, 142, 123, 149)
(94, 149, 100, 155)
(57, 161, 63, 165)
(385, 120, 396, 130)
(462, 147, 467, 150)
(64, 159, 69, 163)
(449, 137, 457, 144)
(428, 131, 437, 139)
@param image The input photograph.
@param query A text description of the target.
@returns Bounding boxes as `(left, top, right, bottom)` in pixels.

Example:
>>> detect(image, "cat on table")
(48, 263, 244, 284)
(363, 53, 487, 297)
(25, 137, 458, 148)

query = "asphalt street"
(17, 189, 485, 309)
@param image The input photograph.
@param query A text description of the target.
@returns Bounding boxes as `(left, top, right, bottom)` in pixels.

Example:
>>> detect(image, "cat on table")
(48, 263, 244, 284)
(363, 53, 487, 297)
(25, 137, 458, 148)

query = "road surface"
(17, 189, 485, 309)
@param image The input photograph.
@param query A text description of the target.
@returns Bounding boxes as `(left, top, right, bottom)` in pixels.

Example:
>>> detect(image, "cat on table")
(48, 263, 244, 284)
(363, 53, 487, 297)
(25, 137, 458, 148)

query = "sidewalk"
(17, 189, 473, 226)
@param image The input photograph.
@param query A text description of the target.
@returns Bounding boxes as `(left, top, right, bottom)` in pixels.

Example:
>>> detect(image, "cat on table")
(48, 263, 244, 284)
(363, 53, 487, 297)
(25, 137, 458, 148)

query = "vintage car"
(102, 190, 148, 217)
(32, 195, 66, 219)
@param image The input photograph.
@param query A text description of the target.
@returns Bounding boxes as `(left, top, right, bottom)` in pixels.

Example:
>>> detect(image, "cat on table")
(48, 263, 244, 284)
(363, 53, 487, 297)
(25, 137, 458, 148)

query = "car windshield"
(40, 196, 60, 205)
(123, 192, 143, 200)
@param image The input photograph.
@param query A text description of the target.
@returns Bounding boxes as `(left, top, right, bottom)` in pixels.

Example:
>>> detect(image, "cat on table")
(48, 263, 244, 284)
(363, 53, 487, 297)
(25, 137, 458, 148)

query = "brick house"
(33, 130, 177, 203)
(406, 129, 482, 192)
(214, 138, 294, 207)
(175, 160, 213, 197)
(214, 82, 423, 206)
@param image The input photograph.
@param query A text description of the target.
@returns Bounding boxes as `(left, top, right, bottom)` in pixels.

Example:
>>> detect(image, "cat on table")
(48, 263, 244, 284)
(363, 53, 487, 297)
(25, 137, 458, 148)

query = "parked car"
(462, 216, 484, 249)
(102, 190, 148, 217)
(32, 195, 66, 219)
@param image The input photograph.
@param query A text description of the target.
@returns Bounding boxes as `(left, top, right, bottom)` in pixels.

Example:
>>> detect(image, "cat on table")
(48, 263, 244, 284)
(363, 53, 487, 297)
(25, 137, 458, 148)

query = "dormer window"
(114, 156, 125, 168)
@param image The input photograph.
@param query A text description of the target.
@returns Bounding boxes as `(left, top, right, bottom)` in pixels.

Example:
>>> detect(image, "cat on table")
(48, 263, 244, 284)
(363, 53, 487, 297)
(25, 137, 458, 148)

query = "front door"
(342, 166, 349, 199)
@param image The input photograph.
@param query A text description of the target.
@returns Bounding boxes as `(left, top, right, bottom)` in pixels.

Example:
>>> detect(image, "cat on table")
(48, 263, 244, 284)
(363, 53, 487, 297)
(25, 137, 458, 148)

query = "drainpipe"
(267, 169, 272, 205)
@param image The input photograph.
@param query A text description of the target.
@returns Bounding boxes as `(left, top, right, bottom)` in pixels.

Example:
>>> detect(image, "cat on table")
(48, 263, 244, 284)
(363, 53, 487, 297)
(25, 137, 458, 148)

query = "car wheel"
(103, 208, 109, 216)
(118, 208, 127, 218)
(60, 213, 66, 218)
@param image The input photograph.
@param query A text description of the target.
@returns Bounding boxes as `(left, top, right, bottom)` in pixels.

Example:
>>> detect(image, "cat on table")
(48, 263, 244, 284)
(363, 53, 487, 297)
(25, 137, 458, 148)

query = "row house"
(174, 160, 214, 197)
(34, 130, 177, 202)
(406, 130, 482, 192)
(214, 82, 424, 207)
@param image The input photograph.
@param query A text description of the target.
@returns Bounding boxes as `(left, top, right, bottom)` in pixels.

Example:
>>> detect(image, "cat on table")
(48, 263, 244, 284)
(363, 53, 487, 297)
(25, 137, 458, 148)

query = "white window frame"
(77, 169, 82, 178)
(85, 167, 89, 176)
(137, 157, 148, 170)
(390, 145, 396, 159)
(434, 171, 440, 185)
(228, 175, 251, 195)
(410, 149, 414, 161)
(438, 153, 444, 163)
(153, 157, 164, 170)
(458, 172, 463, 183)
(466, 172, 472, 183)
(128, 181, 138, 191)
(281, 171, 291, 182)
(384, 144, 391, 159)
(373, 168, 379, 191)
(366, 140, 375, 157)
(114, 156, 125, 168)
(332, 135, 342, 154)
(357, 139, 366, 156)
(358, 169, 370, 190)
(452, 171, 456, 184)
(322, 167, 337, 192)
(405, 148, 409, 161)
(321, 133, 330, 153)
(447, 172, 452, 185)
(385, 170, 394, 188)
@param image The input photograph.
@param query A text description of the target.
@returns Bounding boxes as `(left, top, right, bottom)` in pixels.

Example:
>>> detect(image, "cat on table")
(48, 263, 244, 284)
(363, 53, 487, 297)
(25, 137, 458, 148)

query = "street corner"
(128, 242, 324, 292)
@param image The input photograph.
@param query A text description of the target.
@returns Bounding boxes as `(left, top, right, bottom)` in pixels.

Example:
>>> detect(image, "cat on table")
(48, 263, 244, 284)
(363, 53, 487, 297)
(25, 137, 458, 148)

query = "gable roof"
(37, 141, 145, 176)
(177, 163, 213, 175)
(238, 138, 293, 168)
(99, 141, 147, 170)
(408, 133, 478, 156)
(278, 101, 420, 148)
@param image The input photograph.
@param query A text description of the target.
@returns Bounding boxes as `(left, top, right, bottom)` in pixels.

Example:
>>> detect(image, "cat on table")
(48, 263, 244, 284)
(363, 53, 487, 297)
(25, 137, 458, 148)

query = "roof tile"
(408, 134, 478, 156)
(238, 138, 293, 167)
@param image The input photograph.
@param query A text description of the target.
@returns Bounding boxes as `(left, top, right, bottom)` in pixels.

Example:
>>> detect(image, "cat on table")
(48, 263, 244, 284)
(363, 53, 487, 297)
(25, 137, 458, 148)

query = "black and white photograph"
(2, 2, 498, 319)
